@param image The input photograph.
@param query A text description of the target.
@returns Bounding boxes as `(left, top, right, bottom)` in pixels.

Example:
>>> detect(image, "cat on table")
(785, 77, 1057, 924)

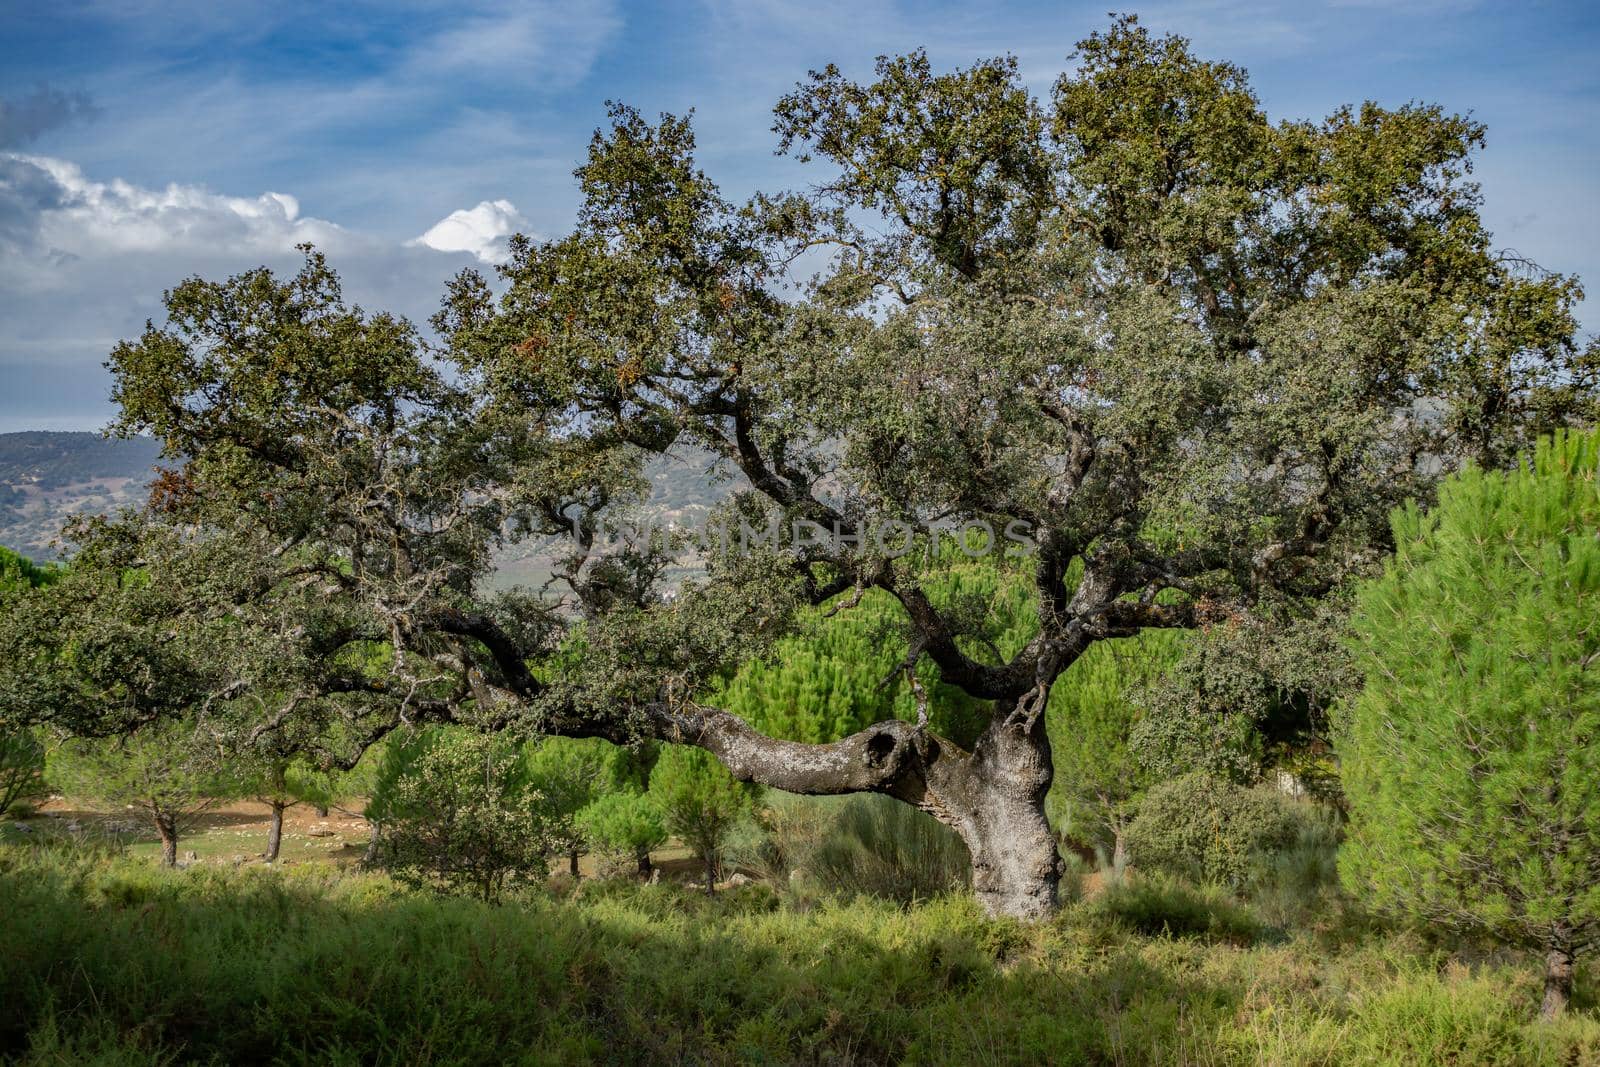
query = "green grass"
(1, 844, 1596, 1065)
(0, 809, 369, 867)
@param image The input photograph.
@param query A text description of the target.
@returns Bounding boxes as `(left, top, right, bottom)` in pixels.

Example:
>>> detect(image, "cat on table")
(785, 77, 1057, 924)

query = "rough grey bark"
(923, 708, 1061, 920)
(636, 696, 1063, 918)
(155, 812, 178, 868)
(264, 801, 286, 862)
(1542, 938, 1575, 1020)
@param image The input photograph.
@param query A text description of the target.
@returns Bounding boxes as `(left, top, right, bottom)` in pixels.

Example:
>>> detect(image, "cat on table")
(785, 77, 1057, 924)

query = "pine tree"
(651, 745, 758, 893)
(1339, 429, 1600, 1019)
(46, 718, 239, 866)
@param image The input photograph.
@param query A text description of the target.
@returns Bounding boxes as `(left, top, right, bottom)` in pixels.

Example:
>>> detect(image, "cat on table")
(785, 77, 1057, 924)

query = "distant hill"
(0, 431, 736, 577)
(0, 432, 166, 561)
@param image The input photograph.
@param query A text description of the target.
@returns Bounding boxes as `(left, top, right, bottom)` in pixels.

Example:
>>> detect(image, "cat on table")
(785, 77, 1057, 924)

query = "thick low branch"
(430, 608, 542, 699)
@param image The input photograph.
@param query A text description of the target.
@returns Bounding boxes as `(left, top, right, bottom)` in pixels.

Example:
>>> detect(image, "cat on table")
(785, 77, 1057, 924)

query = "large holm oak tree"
(3, 18, 1592, 918)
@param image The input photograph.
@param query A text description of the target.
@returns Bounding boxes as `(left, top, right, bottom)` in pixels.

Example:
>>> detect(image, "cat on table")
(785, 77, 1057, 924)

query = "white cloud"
(3, 153, 351, 260)
(408, 199, 530, 264)
(0, 152, 485, 432)
(419, 3, 622, 85)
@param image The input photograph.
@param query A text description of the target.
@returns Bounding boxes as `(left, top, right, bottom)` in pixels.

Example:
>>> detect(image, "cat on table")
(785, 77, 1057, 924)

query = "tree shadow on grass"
(0, 850, 1239, 1066)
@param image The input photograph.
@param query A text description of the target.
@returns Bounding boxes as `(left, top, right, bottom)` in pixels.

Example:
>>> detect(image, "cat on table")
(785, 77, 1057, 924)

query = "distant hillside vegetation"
(0, 431, 164, 489)
(0, 431, 735, 575)
(0, 432, 165, 561)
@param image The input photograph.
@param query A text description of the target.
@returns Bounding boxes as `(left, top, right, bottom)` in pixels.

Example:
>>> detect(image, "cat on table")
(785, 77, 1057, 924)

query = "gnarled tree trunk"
(918, 706, 1060, 920)
(649, 695, 1062, 920)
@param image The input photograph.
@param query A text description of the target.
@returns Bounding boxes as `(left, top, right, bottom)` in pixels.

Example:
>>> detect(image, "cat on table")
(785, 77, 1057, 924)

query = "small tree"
(238, 751, 341, 862)
(651, 745, 757, 893)
(1047, 630, 1187, 870)
(46, 719, 236, 866)
(576, 791, 668, 877)
(0, 549, 60, 819)
(1339, 429, 1600, 1019)
(0, 727, 49, 818)
(522, 737, 615, 877)
(368, 728, 552, 901)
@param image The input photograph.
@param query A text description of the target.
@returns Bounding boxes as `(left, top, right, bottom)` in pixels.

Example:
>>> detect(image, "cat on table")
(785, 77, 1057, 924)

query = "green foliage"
(0, 726, 49, 818)
(1045, 629, 1187, 857)
(368, 728, 553, 902)
(0, 545, 60, 593)
(575, 791, 667, 873)
(1092, 873, 1264, 945)
(1339, 429, 1600, 972)
(44, 718, 240, 864)
(706, 553, 1035, 749)
(1130, 606, 1355, 793)
(733, 792, 970, 906)
(521, 736, 619, 863)
(3, 848, 1596, 1065)
(650, 745, 758, 890)
(237, 751, 340, 810)
(798, 793, 971, 905)
(1126, 772, 1310, 890)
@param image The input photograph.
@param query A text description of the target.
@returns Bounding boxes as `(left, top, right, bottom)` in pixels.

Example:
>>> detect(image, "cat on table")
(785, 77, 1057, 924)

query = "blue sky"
(2, 0, 1596, 432)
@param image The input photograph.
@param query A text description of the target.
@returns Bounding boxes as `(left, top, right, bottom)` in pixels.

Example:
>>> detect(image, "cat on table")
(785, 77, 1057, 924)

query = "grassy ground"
(0, 801, 700, 878)
(1, 843, 1596, 1066)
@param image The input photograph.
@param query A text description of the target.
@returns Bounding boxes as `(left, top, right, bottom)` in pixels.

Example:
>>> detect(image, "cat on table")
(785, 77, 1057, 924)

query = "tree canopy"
(0, 16, 1591, 919)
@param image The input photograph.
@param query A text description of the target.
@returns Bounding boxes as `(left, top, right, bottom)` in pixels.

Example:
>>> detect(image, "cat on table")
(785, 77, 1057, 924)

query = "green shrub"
(576, 791, 667, 877)
(369, 728, 553, 902)
(650, 745, 758, 893)
(1245, 808, 1344, 927)
(0, 727, 48, 820)
(806, 794, 971, 905)
(733, 792, 970, 906)
(1091, 873, 1264, 944)
(1125, 772, 1305, 890)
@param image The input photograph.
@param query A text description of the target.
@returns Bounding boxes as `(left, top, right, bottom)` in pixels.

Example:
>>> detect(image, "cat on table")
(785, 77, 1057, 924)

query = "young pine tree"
(522, 737, 618, 878)
(1339, 429, 1600, 1019)
(576, 791, 668, 877)
(46, 719, 238, 866)
(239, 751, 342, 862)
(650, 745, 758, 893)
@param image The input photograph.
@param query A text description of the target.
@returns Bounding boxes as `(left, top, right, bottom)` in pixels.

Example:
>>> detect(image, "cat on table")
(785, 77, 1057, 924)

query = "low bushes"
(734, 792, 971, 905)
(1126, 771, 1333, 892)
(2, 844, 1596, 1065)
